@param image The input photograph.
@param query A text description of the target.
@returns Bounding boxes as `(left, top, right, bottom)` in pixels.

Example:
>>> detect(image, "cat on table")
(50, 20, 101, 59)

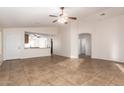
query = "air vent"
(100, 13, 106, 16)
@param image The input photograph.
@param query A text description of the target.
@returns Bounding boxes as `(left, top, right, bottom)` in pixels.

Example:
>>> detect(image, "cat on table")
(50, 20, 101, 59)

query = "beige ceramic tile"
(0, 55, 124, 86)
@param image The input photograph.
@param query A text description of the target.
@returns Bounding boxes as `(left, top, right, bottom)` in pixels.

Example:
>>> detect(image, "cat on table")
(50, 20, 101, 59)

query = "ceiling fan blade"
(49, 15, 58, 17)
(68, 17, 77, 20)
(65, 22, 68, 24)
(60, 7, 64, 16)
(52, 20, 58, 23)
(60, 7, 64, 10)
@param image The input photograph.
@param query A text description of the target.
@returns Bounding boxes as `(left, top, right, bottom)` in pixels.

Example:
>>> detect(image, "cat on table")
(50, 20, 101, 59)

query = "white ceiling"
(0, 7, 124, 27)
(83, 7, 124, 21)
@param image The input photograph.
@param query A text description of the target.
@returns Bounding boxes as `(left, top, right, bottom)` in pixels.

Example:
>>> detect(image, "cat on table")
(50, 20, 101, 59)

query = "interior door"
(51, 38, 53, 55)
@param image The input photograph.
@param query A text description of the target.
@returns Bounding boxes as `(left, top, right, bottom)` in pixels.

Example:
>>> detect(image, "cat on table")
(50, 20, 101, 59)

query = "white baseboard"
(70, 55, 78, 58)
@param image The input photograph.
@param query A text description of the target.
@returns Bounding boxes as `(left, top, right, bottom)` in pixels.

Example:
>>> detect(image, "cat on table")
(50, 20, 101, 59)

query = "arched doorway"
(78, 33, 91, 58)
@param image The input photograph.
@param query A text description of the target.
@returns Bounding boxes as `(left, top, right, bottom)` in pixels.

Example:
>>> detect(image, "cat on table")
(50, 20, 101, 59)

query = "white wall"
(78, 14, 124, 62)
(54, 20, 93, 59)
(55, 14, 124, 62)
(70, 22, 79, 58)
(53, 21, 79, 58)
(3, 27, 58, 60)
(92, 15, 124, 62)
(53, 28, 62, 55)
(0, 28, 3, 64)
(54, 25, 71, 57)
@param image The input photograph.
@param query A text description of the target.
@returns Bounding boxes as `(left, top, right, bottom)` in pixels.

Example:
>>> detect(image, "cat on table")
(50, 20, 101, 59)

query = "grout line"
(81, 71, 102, 85)
(107, 76, 115, 86)
(47, 70, 74, 85)
(8, 62, 12, 85)
(21, 61, 31, 86)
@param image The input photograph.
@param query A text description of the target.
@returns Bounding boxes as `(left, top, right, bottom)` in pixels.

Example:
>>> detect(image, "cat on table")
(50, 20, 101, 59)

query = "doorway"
(51, 38, 53, 55)
(78, 33, 91, 58)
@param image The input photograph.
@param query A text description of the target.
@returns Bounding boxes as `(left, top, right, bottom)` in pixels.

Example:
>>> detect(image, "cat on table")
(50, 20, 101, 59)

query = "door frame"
(78, 33, 91, 58)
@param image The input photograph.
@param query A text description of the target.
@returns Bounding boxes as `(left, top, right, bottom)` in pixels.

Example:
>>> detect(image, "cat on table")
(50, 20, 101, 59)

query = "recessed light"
(100, 13, 106, 16)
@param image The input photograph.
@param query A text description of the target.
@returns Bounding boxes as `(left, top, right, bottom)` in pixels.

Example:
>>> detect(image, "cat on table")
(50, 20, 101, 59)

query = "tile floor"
(0, 55, 124, 86)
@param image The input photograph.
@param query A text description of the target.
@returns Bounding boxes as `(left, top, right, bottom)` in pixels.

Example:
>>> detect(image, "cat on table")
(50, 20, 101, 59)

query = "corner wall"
(0, 27, 3, 65)
(54, 21, 79, 58)
(79, 14, 124, 62)
(54, 25, 71, 57)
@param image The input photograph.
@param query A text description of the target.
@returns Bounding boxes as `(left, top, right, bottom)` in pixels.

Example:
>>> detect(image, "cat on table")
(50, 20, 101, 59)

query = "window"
(24, 32, 50, 48)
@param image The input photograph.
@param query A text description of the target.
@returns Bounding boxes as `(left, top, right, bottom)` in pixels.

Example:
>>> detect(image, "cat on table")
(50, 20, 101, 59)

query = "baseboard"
(70, 56, 78, 59)
(3, 54, 52, 61)
(53, 54, 70, 58)
(91, 57, 124, 63)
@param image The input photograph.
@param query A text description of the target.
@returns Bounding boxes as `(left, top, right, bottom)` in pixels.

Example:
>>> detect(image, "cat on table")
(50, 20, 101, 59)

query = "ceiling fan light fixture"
(49, 7, 77, 24)
(58, 15, 68, 24)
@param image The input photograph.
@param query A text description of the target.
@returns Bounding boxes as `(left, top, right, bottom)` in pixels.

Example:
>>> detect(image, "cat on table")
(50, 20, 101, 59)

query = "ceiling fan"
(49, 7, 77, 24)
